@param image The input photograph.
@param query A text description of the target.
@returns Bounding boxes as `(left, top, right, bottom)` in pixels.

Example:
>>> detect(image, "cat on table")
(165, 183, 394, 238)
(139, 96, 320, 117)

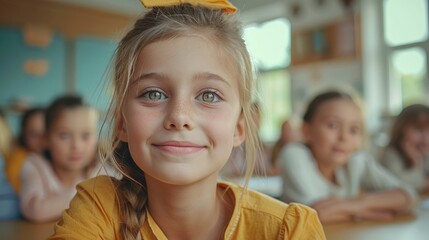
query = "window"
(257, 69, 291, 141)
(384, 0, 428, 47)
(390, 47, 427, 107)
(383, 0, 429, 112)
(243, 18, 291, 142)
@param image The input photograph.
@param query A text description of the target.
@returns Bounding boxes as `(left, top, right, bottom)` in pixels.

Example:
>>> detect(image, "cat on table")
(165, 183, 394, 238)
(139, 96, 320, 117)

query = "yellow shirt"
(49, 176, 326, 239)
(4, 146, 28, 193)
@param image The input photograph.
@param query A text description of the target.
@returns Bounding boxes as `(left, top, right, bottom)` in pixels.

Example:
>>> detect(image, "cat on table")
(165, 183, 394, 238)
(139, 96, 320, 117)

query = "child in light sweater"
(20, 95, 100, 222)
(381, 104, 429, 192)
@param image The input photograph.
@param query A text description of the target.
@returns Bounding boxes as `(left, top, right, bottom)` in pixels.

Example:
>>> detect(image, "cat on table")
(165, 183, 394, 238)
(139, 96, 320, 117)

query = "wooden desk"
(1, 194, 427, 240)
(324, 196, 429, 240)
(0, 220, 54, 240)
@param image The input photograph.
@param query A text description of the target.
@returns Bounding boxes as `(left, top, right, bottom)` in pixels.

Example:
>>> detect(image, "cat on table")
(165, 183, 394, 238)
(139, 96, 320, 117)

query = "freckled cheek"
(126, 109, 161, 142)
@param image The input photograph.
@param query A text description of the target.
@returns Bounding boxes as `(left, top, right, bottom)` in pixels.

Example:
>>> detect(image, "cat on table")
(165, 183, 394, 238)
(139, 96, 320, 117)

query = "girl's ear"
(117, 115, 128, 142)
(233, 115, 245, 147)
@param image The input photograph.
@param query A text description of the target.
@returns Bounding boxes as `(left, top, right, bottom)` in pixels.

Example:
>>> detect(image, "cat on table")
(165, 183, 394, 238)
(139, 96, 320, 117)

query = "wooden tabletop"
(1, 193, 428, 240)
(0, 220, 54, 240)
(324, 195, 429, 240)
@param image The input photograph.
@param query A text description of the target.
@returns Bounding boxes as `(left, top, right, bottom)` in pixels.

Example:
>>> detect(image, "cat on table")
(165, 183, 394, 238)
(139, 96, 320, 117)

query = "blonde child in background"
(0, 111, 11, 159)
(381, 104, 429, 193)
(0, 110, 21, 220)
(50, 1, 326, 239)
(5, 107, 46, 193)
(20, 95, 100, 223)
(279, 90, 417, 224)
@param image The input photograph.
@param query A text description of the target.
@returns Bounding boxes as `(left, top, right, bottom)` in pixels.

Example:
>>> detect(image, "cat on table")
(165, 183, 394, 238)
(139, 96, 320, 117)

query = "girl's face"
(48, 108, 98, 172)
(24, 112, 46, 154)
(402, 123, 429, 155)
(119, 35, 245, 186)
(303, 99, 363, 167)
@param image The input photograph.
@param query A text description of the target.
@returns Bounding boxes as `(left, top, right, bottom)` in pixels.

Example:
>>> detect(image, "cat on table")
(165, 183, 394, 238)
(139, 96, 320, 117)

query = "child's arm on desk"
(312, 189, 413, 224)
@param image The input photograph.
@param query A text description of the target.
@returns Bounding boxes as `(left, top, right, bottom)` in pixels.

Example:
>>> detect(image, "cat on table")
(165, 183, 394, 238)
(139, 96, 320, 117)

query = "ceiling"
(50, 0, 281, 16)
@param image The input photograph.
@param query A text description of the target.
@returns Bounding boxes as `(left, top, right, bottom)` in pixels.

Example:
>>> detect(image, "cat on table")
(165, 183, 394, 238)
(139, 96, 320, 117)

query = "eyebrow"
(132, 72, 232, 87)
(194, 72, 232, 87)
(132, 73, 167, 85)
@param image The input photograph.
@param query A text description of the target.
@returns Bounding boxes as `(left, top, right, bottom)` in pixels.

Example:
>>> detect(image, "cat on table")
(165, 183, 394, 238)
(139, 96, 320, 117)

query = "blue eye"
(198, 90, 220, 103)
(141, 89, 167, 101)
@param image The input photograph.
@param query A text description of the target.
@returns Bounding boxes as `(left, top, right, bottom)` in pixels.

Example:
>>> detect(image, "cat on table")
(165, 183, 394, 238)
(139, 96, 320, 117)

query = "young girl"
(5, 107, 46, 193)
(50, 1, 325, 239)
(20, 95, 100, 222)
(279, 90, 417, 224)
(381, 104, 429, 192)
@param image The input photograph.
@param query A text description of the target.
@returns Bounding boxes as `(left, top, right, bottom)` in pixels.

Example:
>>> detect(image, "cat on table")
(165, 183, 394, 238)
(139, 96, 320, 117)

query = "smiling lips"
(153, 141, 206, 154)
(333, 148, 347, 155)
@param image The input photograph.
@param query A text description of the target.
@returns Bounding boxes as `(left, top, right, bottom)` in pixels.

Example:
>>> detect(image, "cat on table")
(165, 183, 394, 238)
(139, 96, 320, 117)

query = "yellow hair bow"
(140, 0, 237, 13)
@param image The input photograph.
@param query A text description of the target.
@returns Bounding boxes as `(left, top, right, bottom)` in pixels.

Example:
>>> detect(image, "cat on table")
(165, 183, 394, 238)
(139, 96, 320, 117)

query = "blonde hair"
(100, 4, 259, 239)
(0, 114, 12, 156)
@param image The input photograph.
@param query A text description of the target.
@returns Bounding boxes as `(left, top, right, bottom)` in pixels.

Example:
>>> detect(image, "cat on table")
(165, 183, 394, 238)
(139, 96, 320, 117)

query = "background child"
(381, 104, 429, 192)
(5, 107, 46, 193)
(0, 111, 11, 159)
(279, 90, 417, 224)
(20, 95, 100, 223)
(0, 110, 21, 220)
(271, 119, 298, 174)
(50, 2, 325, 239)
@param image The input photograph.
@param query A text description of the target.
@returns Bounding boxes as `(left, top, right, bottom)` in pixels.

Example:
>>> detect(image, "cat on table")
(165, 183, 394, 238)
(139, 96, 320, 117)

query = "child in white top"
(381, 104, 429, 192)
(20, 95, 100, 222)
(279, 90, 417, 223)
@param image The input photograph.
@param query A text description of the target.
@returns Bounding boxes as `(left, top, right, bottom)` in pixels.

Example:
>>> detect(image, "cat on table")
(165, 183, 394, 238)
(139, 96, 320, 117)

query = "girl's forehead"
(134, 35, 240, 84)
(318, 98, 357, 110)
(407, 114, 429, 128)
(314, 99, 362, 119)
(51, 108, 97, 127)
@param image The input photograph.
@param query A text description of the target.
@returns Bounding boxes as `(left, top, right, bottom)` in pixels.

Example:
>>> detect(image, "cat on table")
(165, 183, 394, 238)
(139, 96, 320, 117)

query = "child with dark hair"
(5, 107, 46, 193)
(381, 104, 429, 192)
(279, 90, 417, 223)
(20, 95, 100, 222)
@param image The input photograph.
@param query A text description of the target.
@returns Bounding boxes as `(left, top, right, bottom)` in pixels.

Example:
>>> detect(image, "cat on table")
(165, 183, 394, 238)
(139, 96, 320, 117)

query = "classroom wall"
(0, 0, 133, 134)
(74, 37, 116, 112)
(0, 27, 66, 106)
(0, 27, 67, 133)
(0, 27, 117, 134)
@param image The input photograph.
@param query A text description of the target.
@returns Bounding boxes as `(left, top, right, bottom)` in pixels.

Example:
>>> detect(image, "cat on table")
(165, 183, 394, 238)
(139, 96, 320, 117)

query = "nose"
(163, 97, 194, 131)
(71, 136, 82, 150)
(338, 127, 348, 141)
